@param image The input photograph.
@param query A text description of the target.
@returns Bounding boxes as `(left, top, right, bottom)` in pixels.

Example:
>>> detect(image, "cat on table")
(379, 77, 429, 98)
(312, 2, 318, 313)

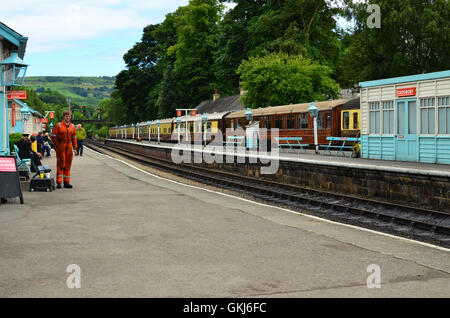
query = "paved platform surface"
(0, 148, 449, 297)
(110, 139, 450, 177)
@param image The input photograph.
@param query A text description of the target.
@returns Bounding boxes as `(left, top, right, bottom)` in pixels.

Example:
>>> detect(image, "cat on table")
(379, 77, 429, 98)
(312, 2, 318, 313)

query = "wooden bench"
(224, 136, 245, 147)
(274, 137, 309, 153)
(320, 137, 361, 157)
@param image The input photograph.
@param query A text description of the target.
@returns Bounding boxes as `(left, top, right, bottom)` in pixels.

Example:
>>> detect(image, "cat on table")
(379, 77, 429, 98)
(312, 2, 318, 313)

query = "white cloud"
(1, 0, 189, 53)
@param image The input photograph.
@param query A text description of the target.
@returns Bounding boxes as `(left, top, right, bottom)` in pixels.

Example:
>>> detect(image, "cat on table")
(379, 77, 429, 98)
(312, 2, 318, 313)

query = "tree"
(237, 52, 340, 108)
(169, 0, 223, 106)
(337, 0, 450, 86)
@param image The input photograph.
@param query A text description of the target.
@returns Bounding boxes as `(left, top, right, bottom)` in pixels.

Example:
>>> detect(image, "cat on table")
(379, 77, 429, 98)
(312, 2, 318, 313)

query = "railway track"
(86, 140, 450, 248)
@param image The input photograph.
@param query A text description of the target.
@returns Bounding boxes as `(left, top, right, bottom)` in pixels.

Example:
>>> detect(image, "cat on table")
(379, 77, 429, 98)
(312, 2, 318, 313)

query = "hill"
(24, 76, 115, 106)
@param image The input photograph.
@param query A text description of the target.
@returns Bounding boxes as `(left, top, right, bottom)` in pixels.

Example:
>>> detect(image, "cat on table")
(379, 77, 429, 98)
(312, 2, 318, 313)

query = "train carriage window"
(230, 120, 234, 129)
(317, 113, 323, 128)
(207, 122, 212, 132)
(189, 123, 194, 133)
(275, 116, 283, 129)
(326, 114, 331, 129)
(237, 119, 241, 129)
(299, 114, 308, 128)
(353, 112, 359, 130)
(287, 114, 295, 129)
(343, 111, 350, 129)
(263, 116, 271, 129)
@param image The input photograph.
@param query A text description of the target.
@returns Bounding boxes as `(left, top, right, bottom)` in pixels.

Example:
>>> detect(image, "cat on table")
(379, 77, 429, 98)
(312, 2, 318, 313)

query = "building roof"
(0, 22, 28, 58)
(341, 97, 360, 110)
(359, 70, 450, 88)
(196, 94, 244, 114)
(10, 99, 43, 118)
(225, 99, 350, 119)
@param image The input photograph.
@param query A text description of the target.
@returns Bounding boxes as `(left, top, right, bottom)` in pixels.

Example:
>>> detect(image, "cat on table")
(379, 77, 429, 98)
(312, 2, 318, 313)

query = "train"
(109, 97, 360, 147)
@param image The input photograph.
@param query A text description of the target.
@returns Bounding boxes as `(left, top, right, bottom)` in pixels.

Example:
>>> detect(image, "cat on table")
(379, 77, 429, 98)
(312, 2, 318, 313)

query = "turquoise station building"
(0, 22, 28, 155)
(359, 71, 450, 164)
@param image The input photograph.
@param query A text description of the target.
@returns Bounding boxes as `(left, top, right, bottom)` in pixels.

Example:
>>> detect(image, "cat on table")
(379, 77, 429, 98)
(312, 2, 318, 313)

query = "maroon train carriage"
(224, 99, 351, 147)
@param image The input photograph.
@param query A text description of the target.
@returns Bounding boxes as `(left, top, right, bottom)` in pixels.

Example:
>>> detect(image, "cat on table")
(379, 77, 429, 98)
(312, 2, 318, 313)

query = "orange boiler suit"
(51, 121, 77, 184)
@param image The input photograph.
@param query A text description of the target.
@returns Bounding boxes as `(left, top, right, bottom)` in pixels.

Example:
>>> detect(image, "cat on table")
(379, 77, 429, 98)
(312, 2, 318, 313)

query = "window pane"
(383, 111, 390, 134)
(408, 101, 417, 134)
(421, 109, 428, 134)
(428, 108, 435, 134)
(287, 115, 295, 129)
(375, 111, 380, 133)
(438, 108, 445, 134)
(275, 117, 283, 129)
(353, 113, 358, 129)
(370, 112, 375, 134)
(343, 112, 349, 129)
(447, 107, 450, 134)
(317, 114, 323, 128)
(327, 115, 331, 129)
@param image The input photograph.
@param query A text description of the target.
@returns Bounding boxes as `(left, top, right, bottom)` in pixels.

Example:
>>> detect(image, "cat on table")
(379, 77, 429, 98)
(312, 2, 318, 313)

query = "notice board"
(0, 156, 24, 204)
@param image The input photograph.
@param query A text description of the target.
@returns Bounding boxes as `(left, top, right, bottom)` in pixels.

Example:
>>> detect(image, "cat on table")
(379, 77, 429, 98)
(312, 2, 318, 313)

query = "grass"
(24, 76, 115, 106)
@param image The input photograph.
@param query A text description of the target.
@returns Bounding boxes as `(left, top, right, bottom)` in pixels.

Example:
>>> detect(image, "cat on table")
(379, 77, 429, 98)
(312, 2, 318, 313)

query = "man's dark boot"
(56, 183, 62, 189)
(64, 183, 73, 189)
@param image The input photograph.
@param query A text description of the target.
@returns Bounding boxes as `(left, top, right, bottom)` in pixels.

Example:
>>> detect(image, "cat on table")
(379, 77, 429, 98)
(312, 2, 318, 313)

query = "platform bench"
(320, 137, 360, 157)
(274, 137, 309, 154)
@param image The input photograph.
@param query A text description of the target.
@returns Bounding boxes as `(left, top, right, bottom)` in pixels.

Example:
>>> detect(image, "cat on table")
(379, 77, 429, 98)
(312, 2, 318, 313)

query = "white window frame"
(437, 95, 450, 135)
(369, 101, 380, 134)
(419, 97, 436, 135)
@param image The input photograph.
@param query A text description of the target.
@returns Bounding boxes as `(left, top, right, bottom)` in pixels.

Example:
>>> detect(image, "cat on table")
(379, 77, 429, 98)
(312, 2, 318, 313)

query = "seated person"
(15, 134, 42, 171)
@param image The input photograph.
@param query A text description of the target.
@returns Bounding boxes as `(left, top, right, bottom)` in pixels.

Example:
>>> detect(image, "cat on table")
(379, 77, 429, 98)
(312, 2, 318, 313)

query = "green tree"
(169, 0, 223, 106)
(337, 0, 450, 86)
(237, 52, 340, 108)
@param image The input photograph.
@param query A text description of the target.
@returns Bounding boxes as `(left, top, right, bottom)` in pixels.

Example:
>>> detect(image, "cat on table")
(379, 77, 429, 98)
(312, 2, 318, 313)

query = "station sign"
(191, 110, 197, 116)
(7, 90, 27, 100)
(396, 87, 416, 97)
(176, 110, 182, 117)
(40, 118, 48, 123)
(49, 112, 55, 119)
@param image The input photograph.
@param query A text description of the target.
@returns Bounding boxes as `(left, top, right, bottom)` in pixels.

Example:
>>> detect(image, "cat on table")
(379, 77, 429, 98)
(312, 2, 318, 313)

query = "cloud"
(1, 0, 189, 53)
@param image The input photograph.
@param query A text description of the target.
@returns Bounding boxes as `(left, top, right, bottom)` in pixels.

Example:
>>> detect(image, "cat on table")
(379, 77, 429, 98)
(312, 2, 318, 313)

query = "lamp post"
(156, 120, 160, 144)
(20, 104, 32, 135)
(115, 126, 118, 139)
(49, 122, 54, 132)
(308, 102, 319, 154)
(0, 50, 28, 155)
(131, 123, 135, 139)
(245, 107, 253, 124)
(202, 113, 208, 147)
(136, 122, 140, 140)
(177, 117, 181, 143)
(147, 121, 151, 142)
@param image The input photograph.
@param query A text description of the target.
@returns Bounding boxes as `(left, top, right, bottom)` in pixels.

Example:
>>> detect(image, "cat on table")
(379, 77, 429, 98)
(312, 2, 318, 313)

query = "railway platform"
(0, 146, 449, 297)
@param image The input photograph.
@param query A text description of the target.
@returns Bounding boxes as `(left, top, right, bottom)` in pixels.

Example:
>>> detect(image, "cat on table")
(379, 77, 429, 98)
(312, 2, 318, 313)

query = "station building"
(360, 70, 450, 164)
(0, 22, 28, 155)
(8, 99, 43, 134)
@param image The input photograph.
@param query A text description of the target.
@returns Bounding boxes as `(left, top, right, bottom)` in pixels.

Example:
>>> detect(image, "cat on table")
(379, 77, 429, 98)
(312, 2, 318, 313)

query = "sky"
(2, 0, 351, 77)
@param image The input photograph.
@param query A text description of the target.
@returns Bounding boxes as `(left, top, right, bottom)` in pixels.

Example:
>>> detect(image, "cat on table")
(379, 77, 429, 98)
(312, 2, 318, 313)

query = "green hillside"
(24, 76, 115, 106)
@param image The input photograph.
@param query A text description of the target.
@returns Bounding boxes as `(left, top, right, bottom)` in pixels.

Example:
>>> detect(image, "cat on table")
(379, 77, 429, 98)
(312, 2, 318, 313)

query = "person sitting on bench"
(15, 134, 42, 172)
